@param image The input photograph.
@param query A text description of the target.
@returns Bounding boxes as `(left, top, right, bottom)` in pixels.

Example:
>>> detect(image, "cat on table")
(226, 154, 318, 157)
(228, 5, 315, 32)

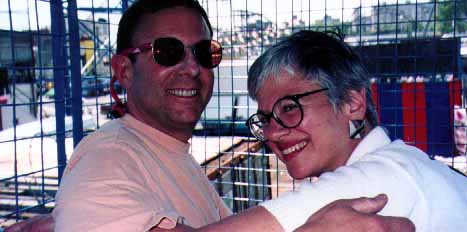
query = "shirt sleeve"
(259, 154, 425, 232)
(216, 195, 233, 218)
(52, 144, 181, 232)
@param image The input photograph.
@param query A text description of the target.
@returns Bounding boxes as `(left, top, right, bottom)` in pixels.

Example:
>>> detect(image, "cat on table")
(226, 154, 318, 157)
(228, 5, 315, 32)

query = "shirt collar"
(120, 114, 190, 155)
(346, 126, 391, 165)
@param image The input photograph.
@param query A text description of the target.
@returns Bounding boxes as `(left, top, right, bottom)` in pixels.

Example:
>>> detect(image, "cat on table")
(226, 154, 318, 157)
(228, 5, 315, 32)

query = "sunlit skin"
(113, 7, 214, 142)
(256, 69, 366, 179)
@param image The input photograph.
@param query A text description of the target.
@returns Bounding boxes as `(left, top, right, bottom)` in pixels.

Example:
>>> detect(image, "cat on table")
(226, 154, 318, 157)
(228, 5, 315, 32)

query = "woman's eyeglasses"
(120, 37, 223, 68)
(246, 88, 328, 142)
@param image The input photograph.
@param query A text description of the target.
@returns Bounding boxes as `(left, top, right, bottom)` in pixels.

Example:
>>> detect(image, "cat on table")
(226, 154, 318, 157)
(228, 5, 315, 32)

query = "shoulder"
(372, 140, 427, 160)
(354, 140, 428, 171)
(66, 119, 149, 173)
(76, 118, 142, 149)
(357, 140, 449, 181)
(56, 120, 154, 202)
(313, 140, 431, 201)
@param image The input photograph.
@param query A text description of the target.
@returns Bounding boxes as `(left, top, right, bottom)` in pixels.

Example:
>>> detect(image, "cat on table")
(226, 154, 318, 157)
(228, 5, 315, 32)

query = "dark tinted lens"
(152, 38, 185, 66)
(193, 40, 222, 68)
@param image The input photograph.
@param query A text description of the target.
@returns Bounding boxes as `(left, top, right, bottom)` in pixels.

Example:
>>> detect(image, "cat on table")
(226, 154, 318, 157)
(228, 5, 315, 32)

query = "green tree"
(436, 0, 467, 34)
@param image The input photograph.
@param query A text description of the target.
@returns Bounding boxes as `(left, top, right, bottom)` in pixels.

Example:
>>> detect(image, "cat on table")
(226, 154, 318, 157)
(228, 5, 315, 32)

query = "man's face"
(127, 7, 214, 142)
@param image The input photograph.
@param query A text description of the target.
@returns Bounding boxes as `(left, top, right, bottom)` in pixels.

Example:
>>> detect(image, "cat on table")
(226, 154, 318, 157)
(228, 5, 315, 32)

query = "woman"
(246, 30, 467, 232)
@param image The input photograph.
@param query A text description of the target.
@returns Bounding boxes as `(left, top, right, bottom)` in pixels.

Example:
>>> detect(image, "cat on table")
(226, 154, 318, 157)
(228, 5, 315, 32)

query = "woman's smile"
(280, 141, 308, 161)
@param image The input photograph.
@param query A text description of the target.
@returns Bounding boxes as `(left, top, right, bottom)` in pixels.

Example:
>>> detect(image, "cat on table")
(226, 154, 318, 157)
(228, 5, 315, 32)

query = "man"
(5, 0, 414, 231)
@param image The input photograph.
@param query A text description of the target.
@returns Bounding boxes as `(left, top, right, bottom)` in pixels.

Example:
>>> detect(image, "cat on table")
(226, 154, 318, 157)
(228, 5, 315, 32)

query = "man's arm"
(2, 207, 278, 232)
(148, 206, 282, 232)
(295, 194, 415, 232)
(2, 209, 275, 232)
(4, 214, 54, 232)
(149, 195, 414, 232)
(3, 195, 414, 232)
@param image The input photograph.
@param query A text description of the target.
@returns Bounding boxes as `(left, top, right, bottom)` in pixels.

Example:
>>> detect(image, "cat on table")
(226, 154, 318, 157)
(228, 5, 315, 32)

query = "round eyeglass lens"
(273, 98, 303, 128)
(248, 114, 268, 141)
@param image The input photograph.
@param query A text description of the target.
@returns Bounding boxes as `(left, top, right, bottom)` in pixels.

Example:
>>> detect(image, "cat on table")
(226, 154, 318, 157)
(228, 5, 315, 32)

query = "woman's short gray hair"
(247, 30, 378, 127)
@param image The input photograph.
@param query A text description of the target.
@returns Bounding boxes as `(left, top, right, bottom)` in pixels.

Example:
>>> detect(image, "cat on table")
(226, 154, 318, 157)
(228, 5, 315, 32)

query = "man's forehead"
(132, 7, 211, 44)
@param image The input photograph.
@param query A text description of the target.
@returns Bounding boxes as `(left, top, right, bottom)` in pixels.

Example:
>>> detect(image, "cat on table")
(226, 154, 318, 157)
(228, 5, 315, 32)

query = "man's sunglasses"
(120, 37, 223, 68)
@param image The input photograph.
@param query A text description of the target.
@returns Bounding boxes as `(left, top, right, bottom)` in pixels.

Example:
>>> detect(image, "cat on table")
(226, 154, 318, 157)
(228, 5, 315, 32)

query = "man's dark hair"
(116, 0, 213, 54)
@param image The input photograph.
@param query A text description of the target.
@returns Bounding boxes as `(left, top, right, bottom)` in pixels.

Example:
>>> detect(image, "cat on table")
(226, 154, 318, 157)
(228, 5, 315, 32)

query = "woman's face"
(256, 70, 363, 179)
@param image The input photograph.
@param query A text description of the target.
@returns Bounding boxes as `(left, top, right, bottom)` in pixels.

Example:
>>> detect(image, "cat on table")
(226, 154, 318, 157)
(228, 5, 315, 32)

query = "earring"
(349, 120, 365, 139)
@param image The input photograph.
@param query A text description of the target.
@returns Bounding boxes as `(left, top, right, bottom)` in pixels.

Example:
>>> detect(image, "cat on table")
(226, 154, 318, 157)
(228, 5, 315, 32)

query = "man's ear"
(111, 54, 134, 89)
(344, 88, 367, 120)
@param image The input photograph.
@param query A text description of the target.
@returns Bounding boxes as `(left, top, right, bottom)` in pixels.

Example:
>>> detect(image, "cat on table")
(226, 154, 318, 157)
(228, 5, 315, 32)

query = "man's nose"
(179, 47, 201, 77)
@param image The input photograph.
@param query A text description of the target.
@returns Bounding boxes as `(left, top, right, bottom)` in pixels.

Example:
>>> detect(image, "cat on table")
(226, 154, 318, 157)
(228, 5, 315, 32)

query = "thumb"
(349, 194, 388, 214)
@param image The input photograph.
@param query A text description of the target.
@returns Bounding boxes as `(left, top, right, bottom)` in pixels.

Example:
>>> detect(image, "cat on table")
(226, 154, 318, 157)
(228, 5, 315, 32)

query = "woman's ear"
(344, 88, 367, 120)
(111, 54, 134, 89)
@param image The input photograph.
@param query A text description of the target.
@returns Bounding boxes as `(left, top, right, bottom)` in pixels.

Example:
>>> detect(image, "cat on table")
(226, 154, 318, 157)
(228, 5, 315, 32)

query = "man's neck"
(126, 111, 193, 143)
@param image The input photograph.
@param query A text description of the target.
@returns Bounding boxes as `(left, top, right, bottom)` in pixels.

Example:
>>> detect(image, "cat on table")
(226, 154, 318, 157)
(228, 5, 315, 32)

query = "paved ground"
(1, 84, 37, 130)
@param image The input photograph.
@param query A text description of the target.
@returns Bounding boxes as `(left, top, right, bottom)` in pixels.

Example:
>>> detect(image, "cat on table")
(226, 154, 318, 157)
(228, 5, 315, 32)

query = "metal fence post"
(50, 0, 67, 181)
(7, 0, 20, 221)
(67, 0, 84, 148)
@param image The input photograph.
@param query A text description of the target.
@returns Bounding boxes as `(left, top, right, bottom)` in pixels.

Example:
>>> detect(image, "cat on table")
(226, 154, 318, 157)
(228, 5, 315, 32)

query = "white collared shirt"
(260, 126, 467, 232)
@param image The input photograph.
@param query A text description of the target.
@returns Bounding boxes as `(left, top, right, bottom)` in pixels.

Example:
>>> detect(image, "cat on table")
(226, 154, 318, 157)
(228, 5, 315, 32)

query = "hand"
(294, 194, 415, 232)
(454, 106, 467, 155)
(4, 214, 54, 232)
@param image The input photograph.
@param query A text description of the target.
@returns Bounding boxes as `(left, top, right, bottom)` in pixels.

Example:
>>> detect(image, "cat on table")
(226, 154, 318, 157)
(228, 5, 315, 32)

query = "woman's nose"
(263, 119, 290, 142)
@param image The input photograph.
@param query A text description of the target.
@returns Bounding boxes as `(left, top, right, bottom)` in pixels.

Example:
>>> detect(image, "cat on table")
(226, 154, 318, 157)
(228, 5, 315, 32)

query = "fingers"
(300, 195, 414, 232)
(372, 215, 416, 232)
(347, 194, 388, 214)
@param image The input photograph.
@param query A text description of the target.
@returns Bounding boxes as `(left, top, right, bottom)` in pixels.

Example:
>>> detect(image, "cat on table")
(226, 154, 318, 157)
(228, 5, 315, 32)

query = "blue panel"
(378, 83, 403, 141)
(425, 82, 453, 157)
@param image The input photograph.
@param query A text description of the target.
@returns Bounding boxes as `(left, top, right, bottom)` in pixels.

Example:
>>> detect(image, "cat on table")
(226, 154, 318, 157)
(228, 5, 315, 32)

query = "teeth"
(169, 89, 197, 97)
(282, 141, 307, 155)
